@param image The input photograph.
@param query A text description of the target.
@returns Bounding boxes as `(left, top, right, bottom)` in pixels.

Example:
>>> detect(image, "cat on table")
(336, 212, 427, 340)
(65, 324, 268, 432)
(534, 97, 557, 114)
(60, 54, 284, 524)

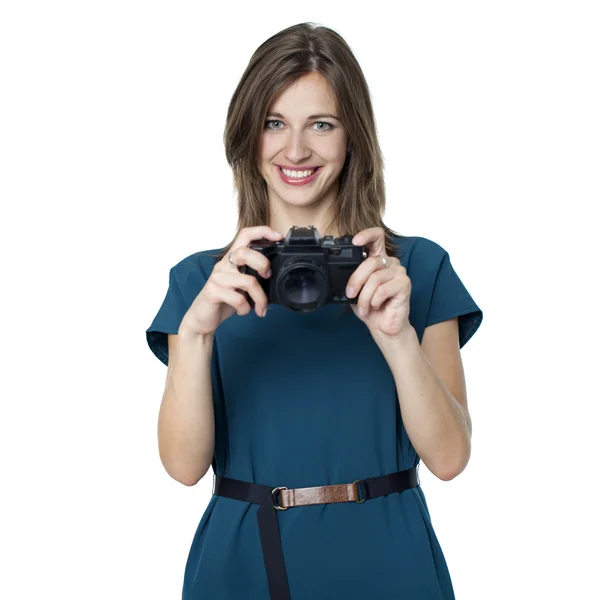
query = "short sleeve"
(146, 265, 189, 366)
(425, 250, 483, 349)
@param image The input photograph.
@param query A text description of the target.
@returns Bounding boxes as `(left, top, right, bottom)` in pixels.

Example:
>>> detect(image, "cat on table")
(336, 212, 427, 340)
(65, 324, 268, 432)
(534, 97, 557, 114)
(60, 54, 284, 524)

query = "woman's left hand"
(346, 227, 413, 340)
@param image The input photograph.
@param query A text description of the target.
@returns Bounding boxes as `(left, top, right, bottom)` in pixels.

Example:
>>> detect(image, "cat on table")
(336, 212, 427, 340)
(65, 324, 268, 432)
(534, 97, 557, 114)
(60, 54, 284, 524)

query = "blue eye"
(264, 120, 334, 131)
(265, 120, 283, 129)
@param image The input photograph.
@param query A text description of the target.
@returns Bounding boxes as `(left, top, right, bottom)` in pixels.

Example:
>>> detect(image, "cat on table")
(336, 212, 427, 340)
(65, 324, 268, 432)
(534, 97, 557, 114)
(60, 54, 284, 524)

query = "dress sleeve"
(146, 265, 190, 366)
(425, 250, 483, 349)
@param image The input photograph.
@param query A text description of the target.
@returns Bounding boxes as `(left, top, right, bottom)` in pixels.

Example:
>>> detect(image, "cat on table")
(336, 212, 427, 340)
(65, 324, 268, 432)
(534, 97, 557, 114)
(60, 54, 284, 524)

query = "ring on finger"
(228, 252, 235, 265)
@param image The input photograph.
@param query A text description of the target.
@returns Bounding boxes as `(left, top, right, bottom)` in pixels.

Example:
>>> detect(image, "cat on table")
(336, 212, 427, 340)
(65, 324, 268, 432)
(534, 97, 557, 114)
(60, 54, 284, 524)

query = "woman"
(146, 22, 483, 600)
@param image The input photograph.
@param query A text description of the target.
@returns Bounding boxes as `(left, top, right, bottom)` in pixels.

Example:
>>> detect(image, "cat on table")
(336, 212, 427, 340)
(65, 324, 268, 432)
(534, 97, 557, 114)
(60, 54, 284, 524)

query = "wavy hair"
(212, 22, 401, 260)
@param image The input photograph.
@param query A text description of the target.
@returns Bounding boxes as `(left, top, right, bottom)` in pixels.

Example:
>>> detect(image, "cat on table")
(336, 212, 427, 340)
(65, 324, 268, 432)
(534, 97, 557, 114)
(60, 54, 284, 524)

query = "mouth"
(276, 165, 322, 185)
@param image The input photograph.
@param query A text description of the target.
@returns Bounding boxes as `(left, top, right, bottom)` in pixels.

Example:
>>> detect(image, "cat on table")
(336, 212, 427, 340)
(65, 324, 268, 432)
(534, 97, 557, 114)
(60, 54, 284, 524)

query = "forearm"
(374, 326, 470, 480)
(158, 324, 216, 486)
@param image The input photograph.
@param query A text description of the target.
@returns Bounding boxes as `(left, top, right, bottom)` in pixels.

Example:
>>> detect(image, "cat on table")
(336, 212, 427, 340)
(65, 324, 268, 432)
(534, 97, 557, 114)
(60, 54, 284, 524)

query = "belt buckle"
(353, 480, 365, 503)
(272, 486, 289, 510)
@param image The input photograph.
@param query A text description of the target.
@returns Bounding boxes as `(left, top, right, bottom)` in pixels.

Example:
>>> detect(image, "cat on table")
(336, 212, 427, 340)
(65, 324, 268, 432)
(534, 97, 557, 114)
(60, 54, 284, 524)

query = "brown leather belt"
(213, 466, 420, 600)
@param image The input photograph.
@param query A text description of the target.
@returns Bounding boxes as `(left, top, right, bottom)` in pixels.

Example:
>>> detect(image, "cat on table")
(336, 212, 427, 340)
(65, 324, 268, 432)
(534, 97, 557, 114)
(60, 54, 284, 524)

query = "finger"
(229, 246, 272, 278)
(352, 227, 385, 256)
(346, 254, 391, 299)
(356, 267, 396, 316)
(370, 277, 405, 311)
(214, 287, 253, 317)
(210, 271, 269, 316)
(202, 278, 252, 316)
(232, 226, 283, 251)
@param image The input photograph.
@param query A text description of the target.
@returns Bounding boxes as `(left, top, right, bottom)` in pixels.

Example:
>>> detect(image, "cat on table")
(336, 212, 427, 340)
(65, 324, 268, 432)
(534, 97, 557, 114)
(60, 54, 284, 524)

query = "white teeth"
(281, 167, 317, 179)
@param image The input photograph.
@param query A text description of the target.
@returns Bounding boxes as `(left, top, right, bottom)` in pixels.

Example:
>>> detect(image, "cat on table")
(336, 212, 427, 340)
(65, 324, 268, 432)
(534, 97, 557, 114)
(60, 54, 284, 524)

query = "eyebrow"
(266, 111, 341, 121)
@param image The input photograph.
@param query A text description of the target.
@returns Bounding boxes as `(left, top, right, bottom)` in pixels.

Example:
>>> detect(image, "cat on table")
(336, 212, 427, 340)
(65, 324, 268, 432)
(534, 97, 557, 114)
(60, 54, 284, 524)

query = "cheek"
(320, 135, 348, 164)
(259, 135, 276, 160)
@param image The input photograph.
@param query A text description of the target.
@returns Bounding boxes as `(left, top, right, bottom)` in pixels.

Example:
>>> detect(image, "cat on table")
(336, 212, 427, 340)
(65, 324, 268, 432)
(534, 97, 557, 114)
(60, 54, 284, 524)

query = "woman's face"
(258, 72, 349, 211)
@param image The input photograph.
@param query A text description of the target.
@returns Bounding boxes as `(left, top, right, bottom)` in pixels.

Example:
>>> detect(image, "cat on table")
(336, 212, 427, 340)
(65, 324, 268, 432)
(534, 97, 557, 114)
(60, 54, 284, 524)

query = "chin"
(278, 194, 321, 207)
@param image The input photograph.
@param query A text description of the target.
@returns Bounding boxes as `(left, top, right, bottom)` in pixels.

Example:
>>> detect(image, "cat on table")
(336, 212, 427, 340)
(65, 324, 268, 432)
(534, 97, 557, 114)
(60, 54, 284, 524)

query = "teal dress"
(146, 235, 483, 600)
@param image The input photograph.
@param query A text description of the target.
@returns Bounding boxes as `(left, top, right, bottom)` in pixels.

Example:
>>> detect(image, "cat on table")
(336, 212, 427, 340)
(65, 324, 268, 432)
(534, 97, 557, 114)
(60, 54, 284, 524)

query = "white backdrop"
(2, 1, 598, 598)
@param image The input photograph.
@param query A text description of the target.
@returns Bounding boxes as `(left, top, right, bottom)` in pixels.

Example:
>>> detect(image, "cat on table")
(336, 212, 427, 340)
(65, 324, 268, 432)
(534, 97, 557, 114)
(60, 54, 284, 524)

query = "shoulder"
(170, 247, 223, 283)
(390, 234, 448, 277)
(167, 247, 224, 301)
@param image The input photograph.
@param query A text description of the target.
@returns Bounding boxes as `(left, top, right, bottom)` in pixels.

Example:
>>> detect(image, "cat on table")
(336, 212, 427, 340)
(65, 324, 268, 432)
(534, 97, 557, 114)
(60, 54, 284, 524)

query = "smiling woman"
(145, 20, 483, 600)
(256, 71, 350, 223)
(217, 22, 401, 259)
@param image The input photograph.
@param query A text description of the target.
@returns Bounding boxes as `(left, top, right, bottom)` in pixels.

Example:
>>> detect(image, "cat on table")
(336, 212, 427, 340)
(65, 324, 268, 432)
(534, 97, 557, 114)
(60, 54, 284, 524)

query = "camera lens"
(285, 268, 319, 303)
(276, 262, 328, 312)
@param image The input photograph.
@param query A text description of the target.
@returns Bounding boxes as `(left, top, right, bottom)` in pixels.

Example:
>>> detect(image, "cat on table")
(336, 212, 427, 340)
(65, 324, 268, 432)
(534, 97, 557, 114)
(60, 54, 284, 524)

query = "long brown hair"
(212, 22, 402, 261)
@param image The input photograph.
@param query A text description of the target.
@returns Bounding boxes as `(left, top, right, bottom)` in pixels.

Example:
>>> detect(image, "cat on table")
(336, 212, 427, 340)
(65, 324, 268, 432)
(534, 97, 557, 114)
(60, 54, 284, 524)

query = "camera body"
(241, 226, 367, 313)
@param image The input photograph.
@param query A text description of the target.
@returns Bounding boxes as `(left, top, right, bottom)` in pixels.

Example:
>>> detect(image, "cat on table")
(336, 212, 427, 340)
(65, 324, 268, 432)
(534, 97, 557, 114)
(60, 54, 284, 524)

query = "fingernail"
(359, 307, 365, 317)
(346, 286, 354, 298)
(353, 235, 364, 245)
(265, 269, 272, 278)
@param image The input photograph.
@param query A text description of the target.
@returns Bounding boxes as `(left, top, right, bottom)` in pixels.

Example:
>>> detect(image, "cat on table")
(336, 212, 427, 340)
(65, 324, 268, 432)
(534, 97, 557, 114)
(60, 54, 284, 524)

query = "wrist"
(178, 318, 215, 342)
(371, 324, 418, 351)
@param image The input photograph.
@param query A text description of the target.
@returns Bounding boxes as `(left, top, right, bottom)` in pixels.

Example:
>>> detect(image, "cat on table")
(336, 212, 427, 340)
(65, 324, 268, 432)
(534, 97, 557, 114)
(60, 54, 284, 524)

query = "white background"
(2, 1, 599, 598)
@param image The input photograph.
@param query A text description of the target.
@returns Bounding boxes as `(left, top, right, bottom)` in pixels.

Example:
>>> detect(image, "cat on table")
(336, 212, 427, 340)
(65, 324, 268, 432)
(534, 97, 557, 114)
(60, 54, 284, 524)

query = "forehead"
(268, 72, 339, 115)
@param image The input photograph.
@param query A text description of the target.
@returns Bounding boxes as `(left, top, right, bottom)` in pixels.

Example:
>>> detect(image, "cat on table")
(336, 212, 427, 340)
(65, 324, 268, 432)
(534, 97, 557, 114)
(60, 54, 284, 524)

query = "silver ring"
(381, 256, 388, 268)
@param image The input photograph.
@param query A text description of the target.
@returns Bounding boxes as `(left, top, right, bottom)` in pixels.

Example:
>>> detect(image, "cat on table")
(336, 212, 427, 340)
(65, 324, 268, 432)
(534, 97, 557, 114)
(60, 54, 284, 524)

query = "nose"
(284, 130, 311, 163)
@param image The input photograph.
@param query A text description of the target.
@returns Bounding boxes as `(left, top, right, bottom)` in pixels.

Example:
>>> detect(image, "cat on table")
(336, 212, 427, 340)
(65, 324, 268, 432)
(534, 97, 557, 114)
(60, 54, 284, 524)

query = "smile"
(277, 165, 322, 185)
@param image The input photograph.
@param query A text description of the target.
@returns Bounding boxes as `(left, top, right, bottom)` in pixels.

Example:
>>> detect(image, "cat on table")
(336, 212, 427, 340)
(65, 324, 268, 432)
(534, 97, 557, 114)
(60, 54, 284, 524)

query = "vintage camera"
(240, 226, 367, 313)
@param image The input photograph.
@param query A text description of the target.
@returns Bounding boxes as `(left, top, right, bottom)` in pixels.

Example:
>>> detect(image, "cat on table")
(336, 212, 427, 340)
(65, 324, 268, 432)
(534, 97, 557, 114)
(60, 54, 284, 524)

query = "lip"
(276, 164, 322, 171)
(276, 165, 322, 186)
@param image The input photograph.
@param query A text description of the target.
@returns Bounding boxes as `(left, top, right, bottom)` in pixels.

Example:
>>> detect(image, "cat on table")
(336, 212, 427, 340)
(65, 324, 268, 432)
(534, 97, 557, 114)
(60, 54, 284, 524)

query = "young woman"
(146, 22, 483, 600)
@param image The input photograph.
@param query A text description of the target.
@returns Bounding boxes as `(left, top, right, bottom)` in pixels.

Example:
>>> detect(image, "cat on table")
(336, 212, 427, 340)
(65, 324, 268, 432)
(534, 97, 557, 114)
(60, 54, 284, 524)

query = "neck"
(268, 189, 341, 238)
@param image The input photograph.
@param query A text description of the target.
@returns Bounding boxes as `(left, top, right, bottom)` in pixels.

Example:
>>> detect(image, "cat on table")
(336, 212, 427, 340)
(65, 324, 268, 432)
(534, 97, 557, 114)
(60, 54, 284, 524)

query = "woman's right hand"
(180, 226, 283, 336)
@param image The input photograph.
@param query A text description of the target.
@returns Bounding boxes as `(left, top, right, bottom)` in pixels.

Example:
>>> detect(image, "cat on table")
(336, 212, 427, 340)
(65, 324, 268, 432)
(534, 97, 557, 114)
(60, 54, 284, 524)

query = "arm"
(157, 325, 216, 486)
(374, 317, 471, 481)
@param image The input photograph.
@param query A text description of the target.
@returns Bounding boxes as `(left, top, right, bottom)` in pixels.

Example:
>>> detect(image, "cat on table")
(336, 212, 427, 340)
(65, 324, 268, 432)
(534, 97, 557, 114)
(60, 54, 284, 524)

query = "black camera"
(240, 226, 367, 313)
